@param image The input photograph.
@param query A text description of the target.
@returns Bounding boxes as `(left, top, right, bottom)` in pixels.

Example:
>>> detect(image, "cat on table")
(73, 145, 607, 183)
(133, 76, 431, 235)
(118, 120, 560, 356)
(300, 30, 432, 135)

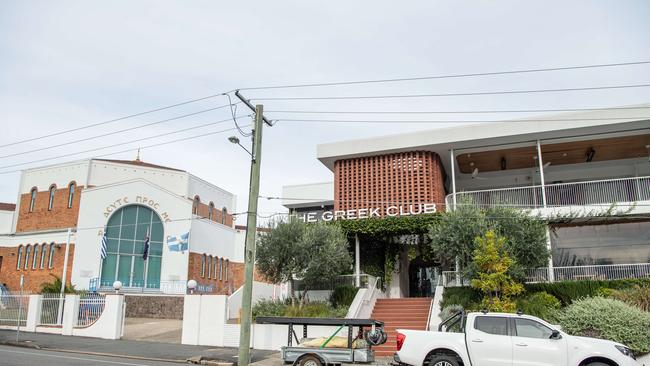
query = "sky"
(0, 1, 649, 223)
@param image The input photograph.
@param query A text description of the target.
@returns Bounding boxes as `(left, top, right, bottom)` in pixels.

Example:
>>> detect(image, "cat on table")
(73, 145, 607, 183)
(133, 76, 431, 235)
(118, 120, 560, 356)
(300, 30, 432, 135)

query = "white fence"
(0, 292, 29, 327)
(443, 263, 650, 287)
(446, 176, 650, 209)
(76, 293, 106, 327)
(40, 293, 65, 326)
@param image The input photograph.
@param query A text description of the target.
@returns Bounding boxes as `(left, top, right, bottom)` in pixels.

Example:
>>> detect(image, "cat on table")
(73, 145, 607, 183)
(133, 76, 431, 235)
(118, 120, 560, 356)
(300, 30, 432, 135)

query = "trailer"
(255, 317, 388, 366)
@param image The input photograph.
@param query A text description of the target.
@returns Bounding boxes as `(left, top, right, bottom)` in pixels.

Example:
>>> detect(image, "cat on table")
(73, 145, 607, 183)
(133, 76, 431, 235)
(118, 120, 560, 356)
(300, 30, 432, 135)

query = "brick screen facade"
(16, 184, 83, 232)
(334, 151, 447, 214)
(0, 243, 74, 293)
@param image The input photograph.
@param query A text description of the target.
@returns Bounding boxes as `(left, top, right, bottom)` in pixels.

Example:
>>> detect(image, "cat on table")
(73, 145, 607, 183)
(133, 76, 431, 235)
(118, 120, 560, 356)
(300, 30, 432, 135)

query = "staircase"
(370, 297, 432, 357)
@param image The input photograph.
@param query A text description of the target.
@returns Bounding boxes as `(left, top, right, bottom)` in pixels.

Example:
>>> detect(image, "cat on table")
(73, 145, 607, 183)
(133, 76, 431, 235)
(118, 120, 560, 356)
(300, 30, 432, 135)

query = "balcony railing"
(442, 263, 650, 287)
(446, 176, 650, 209)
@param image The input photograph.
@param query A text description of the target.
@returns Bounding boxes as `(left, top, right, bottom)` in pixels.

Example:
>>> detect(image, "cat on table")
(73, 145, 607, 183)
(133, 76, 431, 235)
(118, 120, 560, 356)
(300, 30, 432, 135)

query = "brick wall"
(0, 243, 74, 293)
(124, 295, 184, 319)
(16, 184, 83, 232)
(192, 199, 234, 227)
(186, 252, 269, 295)
(334, 151, 446, 214)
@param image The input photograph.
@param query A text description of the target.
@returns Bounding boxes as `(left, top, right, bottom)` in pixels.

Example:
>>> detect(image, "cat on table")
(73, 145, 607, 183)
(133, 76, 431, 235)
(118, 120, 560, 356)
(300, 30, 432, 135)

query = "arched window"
(48, 243, 55, 269)
(207, 256, 212, 279)
(192, 196, 200, 216)
(67, 182, 75, 208)
(221, 207, 227, 224)
(48, 185, 56, 211)
(99, 205, 164, 289)
(208, 202, 214, 221)
(200, 254, 206, 277)
(40, 243, 47, 269)
(29, 188, 37, 212)
(219, 257, 224, 281)
(24, 245, 31, 270)
(32, 244, 39, 269)
(16, 245, 23, 270)
(213, 258, 218, 279)
(225, 259, 229, 282)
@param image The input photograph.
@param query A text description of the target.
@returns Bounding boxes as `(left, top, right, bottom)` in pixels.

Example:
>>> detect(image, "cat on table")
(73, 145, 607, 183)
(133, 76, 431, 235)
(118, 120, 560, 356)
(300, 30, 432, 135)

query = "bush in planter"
(555, 297, 650, 355)
(608, 285, 650, 312)
(515, 291, 561, 321)
(330, 285, 358, 308)
(440, 304, 464, 321)
(526, 278, 650, 306)
(252, 299, 287, 320)
(440, 287, 481, 310)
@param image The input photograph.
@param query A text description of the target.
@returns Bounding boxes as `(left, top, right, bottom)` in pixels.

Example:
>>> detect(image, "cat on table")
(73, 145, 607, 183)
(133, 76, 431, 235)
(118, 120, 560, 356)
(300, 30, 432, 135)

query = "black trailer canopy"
(255, 317, 384, 327)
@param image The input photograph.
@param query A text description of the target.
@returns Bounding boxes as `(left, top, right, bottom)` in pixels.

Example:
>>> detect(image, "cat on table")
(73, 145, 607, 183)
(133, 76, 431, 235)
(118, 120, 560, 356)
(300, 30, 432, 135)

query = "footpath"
(0, 329, 275, 365)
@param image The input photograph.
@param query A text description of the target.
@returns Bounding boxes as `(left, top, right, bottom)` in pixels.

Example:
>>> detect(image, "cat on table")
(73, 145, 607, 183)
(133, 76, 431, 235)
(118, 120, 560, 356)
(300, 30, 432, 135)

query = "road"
(0, 345, 189, 366)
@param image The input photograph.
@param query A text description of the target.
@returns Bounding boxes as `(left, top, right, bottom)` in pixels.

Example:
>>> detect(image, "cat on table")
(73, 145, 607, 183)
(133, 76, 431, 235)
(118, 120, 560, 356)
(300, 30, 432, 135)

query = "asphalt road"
(0, 345, 189, 366)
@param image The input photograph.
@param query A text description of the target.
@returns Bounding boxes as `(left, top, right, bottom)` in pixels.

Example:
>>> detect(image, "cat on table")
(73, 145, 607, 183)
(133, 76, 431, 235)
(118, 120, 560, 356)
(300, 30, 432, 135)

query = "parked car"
(395, 311, 642, 366)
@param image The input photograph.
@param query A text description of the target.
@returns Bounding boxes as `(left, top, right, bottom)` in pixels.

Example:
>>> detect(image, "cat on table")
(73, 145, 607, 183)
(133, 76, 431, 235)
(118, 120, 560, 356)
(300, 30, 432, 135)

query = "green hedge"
(252, 299, 348, 320)
(526, 278, 650, 306)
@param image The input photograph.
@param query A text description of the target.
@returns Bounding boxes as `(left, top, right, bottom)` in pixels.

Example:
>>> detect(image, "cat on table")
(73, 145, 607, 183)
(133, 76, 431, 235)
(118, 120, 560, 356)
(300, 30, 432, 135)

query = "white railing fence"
(76, 293, 106, 327)
(443, 263, 650, 287)
(0, 292, 30, 326)
(446, 176, 650, 209)
(40, 293, 65, 326)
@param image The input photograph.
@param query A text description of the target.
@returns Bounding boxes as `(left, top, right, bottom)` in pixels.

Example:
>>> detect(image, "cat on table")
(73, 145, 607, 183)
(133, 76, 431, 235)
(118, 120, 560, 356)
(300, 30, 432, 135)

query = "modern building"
(0, 158, 248, 294)
(283, 105, 650, 297)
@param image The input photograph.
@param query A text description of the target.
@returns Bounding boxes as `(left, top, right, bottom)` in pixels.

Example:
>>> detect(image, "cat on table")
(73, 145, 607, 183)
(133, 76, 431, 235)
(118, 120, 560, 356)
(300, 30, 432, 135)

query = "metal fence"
(443, 263, 650, 287)
(0, 292, 29, 326)
(40, 293, 65, 326)
(76, 293, 106, 327)
(446, 176, 650, 209)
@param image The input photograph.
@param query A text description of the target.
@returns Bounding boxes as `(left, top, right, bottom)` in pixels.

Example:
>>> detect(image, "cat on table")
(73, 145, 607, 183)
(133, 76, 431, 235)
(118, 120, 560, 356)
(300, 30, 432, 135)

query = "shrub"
(440, 304, 464, 321)
(330, 285, 358, 308)
(608, 285, 650, 312)
(440, 287, 480, 310)
(39, 274, 77, 294)
(555, 297, 650, 355)
(252, 299, 348, 320)
(516, 291, 561, 321)
(252, 299, 287, 320)
(525, 278, 650, 306)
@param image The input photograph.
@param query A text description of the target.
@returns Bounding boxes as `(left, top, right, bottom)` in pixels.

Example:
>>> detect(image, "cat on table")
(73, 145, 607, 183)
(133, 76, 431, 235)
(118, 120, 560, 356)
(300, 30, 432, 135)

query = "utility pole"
(237, 103, 265, 366)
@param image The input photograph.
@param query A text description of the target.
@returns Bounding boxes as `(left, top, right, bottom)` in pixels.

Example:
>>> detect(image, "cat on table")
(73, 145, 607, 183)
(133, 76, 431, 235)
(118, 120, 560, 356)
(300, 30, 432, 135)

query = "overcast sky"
(1, 1, 649, 223)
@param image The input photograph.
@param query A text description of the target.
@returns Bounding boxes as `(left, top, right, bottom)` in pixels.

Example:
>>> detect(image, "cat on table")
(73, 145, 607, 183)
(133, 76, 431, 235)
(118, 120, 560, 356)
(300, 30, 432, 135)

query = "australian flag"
(142, 235, 150, 260)
(100, 233, 107, 259)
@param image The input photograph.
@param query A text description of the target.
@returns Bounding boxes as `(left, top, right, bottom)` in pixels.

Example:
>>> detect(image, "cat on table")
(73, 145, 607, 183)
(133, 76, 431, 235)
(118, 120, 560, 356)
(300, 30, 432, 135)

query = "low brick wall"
(125, 295, 184, 319)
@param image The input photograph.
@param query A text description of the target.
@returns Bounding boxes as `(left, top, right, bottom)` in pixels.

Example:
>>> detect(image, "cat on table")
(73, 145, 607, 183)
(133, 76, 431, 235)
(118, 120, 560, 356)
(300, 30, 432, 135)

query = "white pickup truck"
(394, 311, 642, 366)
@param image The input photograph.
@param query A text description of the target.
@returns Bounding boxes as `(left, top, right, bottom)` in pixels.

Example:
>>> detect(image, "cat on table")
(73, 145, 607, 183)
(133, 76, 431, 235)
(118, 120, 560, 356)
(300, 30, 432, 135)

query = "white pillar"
(450, 149, 457, 210)
(536, 140, 547, 208)
(545, 227, 555, 282)
(25, 295, 41, 332)
(62, 294, 79, 336)
(58, 228, 72, 324)
(354, 234, 361, 287)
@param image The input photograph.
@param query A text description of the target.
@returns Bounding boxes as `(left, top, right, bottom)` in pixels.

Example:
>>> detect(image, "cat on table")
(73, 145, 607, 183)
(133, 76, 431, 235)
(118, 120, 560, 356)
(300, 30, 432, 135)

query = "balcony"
(445, 176, 650, 210)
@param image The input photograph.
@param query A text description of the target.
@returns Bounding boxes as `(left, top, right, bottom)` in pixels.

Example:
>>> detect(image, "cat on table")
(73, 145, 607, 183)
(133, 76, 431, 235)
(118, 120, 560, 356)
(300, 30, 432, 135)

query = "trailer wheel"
(297, 354, 323, 366)
(426, 354, 459, 366)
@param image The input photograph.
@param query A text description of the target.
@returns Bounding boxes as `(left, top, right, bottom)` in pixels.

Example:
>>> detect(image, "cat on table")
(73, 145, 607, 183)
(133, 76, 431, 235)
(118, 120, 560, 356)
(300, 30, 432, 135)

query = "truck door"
(511, 318, 567, 366)
(467, 316, 512, 366)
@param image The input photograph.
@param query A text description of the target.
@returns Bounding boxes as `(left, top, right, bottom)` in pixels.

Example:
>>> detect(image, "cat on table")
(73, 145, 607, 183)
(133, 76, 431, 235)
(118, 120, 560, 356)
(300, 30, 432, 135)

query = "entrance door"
(408, 256, 438, 297)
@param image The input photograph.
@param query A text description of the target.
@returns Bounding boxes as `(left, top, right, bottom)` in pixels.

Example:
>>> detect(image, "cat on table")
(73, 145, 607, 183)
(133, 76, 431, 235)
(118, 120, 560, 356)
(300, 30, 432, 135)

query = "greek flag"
(142, 236, 150, 260)
(167, 232, 189, 252)
(100, 233, 107, 259)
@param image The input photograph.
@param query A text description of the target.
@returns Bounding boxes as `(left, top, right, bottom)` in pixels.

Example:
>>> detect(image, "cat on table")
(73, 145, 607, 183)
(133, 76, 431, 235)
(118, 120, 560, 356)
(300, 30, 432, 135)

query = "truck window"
(474, 316, 508, 336)
(514, 318, 553, 339)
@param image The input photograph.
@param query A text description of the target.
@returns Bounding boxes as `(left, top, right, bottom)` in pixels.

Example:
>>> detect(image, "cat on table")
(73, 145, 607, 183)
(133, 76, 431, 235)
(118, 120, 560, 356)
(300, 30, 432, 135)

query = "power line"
(251, 83, 650, 101)
(238, 61, 650, 91)
(0, 117, 250, 173)
(266, 106, 650, 115)
(275, 116, 650, 124)
(0, 104, 236, 160)
(0, 95, 238, 149)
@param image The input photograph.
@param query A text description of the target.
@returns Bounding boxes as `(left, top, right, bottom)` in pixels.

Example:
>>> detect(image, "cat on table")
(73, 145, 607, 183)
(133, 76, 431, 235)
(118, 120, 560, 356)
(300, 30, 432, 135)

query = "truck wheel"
(426, 355, 459, 366)
(298, 355, 323, 366)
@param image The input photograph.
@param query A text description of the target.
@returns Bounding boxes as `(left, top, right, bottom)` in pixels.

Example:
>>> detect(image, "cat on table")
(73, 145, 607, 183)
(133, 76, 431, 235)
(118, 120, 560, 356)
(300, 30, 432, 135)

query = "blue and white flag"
(167, 232, 189, 252)
(142, 235, 150, 260)
(100, 233, 107, 259)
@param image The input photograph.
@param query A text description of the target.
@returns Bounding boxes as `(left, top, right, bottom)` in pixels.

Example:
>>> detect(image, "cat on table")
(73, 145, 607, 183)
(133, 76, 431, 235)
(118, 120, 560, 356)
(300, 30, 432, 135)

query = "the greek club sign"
(294, 203, 437, 223)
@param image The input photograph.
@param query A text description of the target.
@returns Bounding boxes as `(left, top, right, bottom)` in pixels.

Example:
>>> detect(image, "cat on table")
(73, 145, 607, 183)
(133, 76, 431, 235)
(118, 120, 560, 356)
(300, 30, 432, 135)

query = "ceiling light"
(586, 148, 596, 162)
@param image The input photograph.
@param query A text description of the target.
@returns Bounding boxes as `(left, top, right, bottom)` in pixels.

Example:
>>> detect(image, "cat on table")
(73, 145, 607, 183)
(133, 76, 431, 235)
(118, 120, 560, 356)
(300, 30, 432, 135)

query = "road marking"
(0, 346, 178, 366)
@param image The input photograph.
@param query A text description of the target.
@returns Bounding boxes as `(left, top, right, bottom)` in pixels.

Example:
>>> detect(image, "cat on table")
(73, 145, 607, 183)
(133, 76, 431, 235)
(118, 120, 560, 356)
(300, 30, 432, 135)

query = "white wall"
(19, 160, 90, 194)
(282, 182, 334, 209)
(188, 174, 236, 213)
(88, 160, 189, 198)
(0, 229, 72, 247)
(72, 179, 193, 290)
(0, 210, 15, 234)
(188, 218, 237, 259)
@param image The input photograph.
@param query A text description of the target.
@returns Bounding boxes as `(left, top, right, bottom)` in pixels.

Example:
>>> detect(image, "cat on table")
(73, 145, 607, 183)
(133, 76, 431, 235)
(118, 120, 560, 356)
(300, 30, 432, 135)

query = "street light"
(228, 136, 253, 159)
(187, 279, 197, 295)
(113, 280, 122, 294)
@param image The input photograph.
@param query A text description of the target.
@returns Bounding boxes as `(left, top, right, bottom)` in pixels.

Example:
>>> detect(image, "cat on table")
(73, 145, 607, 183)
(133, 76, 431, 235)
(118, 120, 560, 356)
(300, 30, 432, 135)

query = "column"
(536, 140, 547, 208)
(354, 234, 361, 287)
(450, 149, 457, 211)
